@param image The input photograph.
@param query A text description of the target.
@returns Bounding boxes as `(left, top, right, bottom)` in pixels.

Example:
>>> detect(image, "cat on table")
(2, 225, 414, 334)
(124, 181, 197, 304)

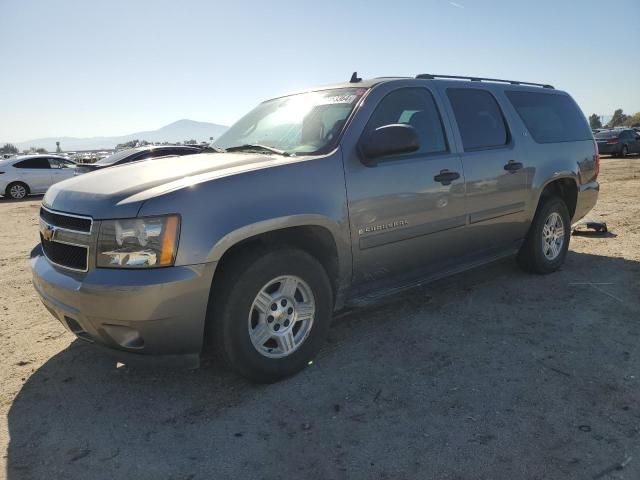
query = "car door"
(12, 157, 53, 193)
(343, 86, 467, 296)
(48, 158, 76, 185)
(442, 87, 530, 255)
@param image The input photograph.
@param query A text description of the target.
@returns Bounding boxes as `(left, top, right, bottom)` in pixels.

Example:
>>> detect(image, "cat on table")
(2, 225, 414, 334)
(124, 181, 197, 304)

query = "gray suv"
(31, 74, 599, 382)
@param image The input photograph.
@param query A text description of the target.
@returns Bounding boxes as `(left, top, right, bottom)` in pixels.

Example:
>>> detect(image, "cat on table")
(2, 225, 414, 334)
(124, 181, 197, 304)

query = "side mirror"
(359, 124, 420, 166)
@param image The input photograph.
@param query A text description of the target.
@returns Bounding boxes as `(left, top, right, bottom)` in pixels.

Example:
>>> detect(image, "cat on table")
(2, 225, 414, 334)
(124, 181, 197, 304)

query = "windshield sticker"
(327, 94, 357, 104)
(320, 94, 360, 105)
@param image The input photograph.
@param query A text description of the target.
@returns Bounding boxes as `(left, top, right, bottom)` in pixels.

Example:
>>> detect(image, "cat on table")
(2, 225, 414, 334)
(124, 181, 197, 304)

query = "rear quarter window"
(506, 91, 592, 143)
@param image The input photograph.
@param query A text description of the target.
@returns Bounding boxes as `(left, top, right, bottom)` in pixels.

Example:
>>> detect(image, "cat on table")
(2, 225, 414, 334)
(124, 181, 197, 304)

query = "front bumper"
(32, 251, 217, 368)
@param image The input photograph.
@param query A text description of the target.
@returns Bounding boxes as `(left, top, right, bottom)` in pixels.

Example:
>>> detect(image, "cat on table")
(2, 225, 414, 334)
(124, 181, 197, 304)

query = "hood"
(43, 152, 298, 218)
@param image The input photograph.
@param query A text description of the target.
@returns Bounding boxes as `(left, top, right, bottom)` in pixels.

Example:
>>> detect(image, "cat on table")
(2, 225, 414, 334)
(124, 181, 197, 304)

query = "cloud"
(449, 1, 465, 8)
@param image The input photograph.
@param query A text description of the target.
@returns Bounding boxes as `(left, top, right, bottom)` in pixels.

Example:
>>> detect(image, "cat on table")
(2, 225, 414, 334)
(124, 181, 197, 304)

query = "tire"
(517, 196, 571, 274)
(208, 247, 333, 383)
(5, 182, 29, 200)
(620, 145, 628, 158)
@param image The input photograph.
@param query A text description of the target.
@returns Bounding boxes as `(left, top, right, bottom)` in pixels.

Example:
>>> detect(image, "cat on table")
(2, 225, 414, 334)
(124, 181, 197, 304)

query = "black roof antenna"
(350, 71, 362, 83)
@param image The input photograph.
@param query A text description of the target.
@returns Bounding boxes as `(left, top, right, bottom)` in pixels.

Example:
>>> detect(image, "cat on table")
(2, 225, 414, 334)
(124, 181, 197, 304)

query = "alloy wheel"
(248, 275, 315, 358)
(541, 212, 564, 261)
(9, 184, 27, 199)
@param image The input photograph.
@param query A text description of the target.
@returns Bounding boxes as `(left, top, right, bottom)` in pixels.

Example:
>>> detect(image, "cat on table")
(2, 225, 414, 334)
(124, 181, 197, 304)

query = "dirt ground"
(1, 157, 639, 480)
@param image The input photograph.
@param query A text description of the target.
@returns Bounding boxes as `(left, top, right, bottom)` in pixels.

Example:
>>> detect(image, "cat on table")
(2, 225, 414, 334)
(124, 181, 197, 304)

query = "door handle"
(433, 169, 460, 186)
(504, 160, 523, 172)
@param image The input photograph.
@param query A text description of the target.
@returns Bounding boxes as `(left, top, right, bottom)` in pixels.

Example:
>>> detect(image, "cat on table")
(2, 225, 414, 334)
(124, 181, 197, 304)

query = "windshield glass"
(96, 148, 141, 166)
(595, 130, 619, 139)
(214, 88, 367, 155)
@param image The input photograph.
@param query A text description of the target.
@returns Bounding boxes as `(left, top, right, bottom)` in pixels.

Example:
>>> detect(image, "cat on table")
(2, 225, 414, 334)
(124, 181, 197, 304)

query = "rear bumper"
(31, 251, 217, 368)
(573, 180, 599, 224)
(596, 143, 619, 155)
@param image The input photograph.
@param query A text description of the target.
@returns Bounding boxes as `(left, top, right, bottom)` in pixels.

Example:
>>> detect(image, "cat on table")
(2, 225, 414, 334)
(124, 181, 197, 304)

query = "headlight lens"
(97, 215, 180, 268)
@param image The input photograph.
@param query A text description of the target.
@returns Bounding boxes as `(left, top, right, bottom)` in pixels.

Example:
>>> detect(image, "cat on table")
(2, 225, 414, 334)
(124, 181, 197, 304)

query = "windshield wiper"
(224, 144, 290, 156)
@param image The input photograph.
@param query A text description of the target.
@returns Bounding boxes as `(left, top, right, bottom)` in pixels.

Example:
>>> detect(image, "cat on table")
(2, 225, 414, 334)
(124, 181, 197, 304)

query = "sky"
(1, 0, 639, 142)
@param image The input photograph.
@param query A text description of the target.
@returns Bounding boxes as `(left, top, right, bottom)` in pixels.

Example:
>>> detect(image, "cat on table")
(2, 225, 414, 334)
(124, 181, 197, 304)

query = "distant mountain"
(7, 119, 228, 152)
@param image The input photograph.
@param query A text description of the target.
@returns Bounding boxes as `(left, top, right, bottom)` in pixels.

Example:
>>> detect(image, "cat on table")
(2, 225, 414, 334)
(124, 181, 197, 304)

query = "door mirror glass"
(359, 124, 420, 165)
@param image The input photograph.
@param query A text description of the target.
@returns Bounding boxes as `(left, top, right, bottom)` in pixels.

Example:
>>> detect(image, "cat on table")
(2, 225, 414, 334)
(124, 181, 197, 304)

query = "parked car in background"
(32, 74, 599, 382)
(74, 145, 203, 174)
(595, 128, 640, 157)
(0, 155, 76, 199)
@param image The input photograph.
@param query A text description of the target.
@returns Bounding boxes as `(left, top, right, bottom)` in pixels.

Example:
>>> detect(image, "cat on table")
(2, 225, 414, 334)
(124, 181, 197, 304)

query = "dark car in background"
(74, 145, 203, 174)
(595, 128, 640, 157)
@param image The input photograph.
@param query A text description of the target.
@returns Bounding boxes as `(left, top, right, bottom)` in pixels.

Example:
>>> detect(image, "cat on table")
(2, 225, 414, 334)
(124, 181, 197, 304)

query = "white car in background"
(0, 155, 76, 199)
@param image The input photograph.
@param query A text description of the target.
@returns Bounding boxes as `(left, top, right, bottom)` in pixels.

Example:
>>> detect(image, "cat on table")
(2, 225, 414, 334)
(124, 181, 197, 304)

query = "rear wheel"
(208, 247, 333, 383)
(517, 196, 571, 274)
(620, 145, 629, 158)
(5, 182, 29, 200)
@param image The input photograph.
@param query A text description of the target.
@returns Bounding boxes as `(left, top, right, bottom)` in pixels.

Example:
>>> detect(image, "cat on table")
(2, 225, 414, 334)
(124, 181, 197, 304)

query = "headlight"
(97, 215, 180, 268)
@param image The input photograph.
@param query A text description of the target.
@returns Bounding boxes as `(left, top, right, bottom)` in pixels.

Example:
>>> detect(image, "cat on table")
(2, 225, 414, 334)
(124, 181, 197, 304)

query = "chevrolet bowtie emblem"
(40, 220, 56, 241)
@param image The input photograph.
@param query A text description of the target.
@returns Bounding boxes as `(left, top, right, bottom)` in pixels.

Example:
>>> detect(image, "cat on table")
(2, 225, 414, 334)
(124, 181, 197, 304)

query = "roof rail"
(415, 73, 554, 89)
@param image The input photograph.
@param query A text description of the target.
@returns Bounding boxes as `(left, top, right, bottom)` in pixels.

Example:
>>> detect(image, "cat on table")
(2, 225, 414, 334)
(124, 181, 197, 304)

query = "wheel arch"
(534, 176, 578, 222)
(5, 180, 30, 198)
(207, 215, 352, 310)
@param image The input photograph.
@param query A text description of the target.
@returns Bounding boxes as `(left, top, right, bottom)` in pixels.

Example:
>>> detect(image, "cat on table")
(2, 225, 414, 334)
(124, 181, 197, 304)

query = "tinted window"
(506, 91, 592, 143)
(175, 148, 199, 155)
(447, 88, 509, 150)
(595, 130, 618, 139)
(148, 148, 194, 159)
(14, 158, 51, 169)
(365, 88, 448, 155)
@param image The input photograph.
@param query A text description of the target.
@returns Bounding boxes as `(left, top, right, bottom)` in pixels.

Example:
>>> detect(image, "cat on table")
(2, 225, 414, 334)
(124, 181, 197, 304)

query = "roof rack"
(415, 73, 554, 89)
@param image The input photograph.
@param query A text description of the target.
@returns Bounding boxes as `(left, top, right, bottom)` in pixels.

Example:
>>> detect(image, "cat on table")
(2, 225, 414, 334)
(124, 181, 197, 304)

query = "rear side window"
(447, 88, 509, 150)
(365, 87, 448, 155)
(14, 158, 51, 169)
(505, 91, 592, 143)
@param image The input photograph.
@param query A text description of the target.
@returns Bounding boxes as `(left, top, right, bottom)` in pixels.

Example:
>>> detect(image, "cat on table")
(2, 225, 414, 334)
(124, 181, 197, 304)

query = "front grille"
(40, 207, 92, 232)
(40, 235, 88, 271)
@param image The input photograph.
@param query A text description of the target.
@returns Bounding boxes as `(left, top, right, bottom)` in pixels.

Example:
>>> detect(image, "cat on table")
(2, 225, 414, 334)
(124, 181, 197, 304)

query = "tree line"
(1, 143, 47, 155)
(589, 110, 640, 130)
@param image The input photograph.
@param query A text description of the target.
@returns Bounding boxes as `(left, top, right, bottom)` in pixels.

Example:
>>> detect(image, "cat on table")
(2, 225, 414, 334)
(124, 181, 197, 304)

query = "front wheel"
(517, 196, 571, 274)
(208, 248, 333, 383)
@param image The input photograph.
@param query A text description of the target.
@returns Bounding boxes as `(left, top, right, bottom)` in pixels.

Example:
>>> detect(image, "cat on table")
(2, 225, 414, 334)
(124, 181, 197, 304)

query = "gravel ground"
(1, 157, 639, 480)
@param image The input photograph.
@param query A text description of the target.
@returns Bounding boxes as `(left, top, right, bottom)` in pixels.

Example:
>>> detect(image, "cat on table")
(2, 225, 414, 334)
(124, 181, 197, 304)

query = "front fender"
(136, 152, 353, 306)
(206, 214, 346, 262)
